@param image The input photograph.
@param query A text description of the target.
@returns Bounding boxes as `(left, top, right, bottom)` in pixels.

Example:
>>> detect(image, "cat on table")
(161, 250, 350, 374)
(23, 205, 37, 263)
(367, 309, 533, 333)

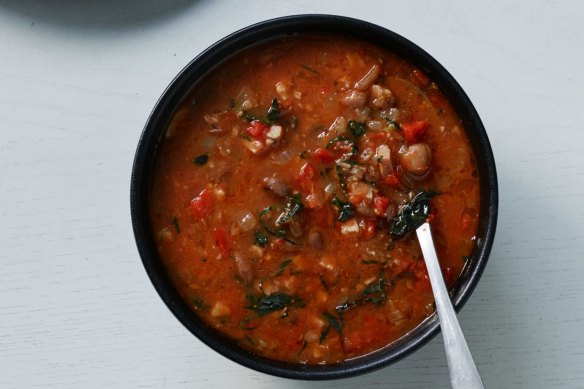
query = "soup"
(149, 35, 480, 364)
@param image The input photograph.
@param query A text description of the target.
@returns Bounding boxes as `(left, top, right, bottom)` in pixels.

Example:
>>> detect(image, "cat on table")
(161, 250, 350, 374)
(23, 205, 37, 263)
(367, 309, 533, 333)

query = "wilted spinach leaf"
(267, 98, 282, 123)
(192, 154, 209, 165)
(390, 190, 438, 238)
(277, 194, 303, 224)
(331, 197, 355, 222)
(254, 231, 268, 247)
(348, 120, 366, 137)
(246, 293, 303, 317)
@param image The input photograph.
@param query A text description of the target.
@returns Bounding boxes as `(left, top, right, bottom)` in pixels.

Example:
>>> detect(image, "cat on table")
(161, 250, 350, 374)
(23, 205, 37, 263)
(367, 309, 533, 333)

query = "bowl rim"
(130, 14, 498, 380)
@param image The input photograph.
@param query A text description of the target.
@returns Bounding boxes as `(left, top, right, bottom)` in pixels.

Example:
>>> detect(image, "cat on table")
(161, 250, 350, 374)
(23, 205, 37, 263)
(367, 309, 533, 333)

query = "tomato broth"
(149, 35, 480, 364)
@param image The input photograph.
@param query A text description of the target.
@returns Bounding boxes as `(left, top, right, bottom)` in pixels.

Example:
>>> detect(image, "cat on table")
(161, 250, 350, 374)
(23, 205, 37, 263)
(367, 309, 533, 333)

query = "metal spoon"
(416, 222, 484, 389)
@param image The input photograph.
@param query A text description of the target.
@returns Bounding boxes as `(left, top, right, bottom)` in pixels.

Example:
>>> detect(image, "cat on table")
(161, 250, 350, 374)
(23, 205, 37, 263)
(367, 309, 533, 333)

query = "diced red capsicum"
(213, 227, 231, 257)
(372, 195, 390, 217)
(189, 188, 213, 218)
(246, 120, 269, 139)
(401, 121, 428, 144)
(384, 173, 401, 186)
(298, 162, 315, 193)
(362, 219, 377, 239)
(313, 148, 335, 164)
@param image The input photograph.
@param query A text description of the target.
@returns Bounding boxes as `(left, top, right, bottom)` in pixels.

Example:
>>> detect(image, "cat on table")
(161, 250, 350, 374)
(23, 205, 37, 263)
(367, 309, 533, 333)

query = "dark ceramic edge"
(130, 14, 498, 380)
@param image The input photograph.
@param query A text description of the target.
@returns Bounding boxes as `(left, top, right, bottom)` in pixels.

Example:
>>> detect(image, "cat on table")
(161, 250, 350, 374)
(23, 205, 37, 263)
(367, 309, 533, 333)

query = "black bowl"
(131, 14, 498, 380)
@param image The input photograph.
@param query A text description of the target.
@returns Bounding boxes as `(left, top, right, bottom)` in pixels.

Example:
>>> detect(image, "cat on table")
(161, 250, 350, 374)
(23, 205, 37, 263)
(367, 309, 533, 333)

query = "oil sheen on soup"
(149, 35, 480, 364)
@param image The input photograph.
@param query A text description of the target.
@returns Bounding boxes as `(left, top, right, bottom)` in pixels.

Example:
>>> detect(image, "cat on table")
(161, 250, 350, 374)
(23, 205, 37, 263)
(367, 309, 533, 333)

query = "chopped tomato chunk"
(427, 209, 437, 222)
(299, 162, 315, 180)
(314, 148, 335, 164)
(362, 219, 377, 239)
(383, 173, 400, 186)
(372, 196, 390, 216)
(401, 121, 428, 144)
(298, 162, 315, 192)
(213, 227, 231, 256)
(189, 188, 213, 218)
(246, 120, 269, 139)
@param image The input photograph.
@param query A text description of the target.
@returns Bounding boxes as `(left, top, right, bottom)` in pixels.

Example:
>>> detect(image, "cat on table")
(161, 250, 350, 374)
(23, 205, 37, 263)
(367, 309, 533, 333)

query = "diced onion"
(328, 116, 347, 135)
(272, 150, 293, 166)
(340, 219, 360, 235)
(242, 139, 264, 154)
(235, 210, 257, 231)
(323, 182, 337, 198)
(211, 302, 230, 317)
(354, 63, 380, 91)
(266, 125, 282, 139)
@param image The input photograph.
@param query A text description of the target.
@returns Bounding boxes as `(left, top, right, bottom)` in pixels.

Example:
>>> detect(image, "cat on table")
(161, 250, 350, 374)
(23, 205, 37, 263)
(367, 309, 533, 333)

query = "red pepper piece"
(362, 219, 377, 239)
(384, 173, 401, 186)
(188, 188, 213, 219)
(213, 227, 231, 257)
(246, 120, 269, 139)
(401, 121, 428, 144)
(313, 148, 335, 164)
(373, 195, 390, 216)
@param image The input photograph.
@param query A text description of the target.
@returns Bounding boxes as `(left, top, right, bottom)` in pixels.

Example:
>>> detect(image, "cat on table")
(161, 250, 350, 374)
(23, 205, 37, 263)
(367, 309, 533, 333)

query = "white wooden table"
(1, 1, 583, 387)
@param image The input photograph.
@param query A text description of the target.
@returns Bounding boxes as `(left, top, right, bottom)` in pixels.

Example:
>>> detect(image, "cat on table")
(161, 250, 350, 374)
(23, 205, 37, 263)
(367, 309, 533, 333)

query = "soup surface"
(149, 35, 480, 364)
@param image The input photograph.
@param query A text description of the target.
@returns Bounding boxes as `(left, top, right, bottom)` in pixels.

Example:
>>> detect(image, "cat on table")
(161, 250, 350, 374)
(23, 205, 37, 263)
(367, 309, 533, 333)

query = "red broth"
(149, 35, 480, 364)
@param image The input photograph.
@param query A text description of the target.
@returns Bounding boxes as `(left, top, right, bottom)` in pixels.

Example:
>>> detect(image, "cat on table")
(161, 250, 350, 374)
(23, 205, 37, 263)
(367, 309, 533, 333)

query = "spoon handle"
(416, 223, 484, 389)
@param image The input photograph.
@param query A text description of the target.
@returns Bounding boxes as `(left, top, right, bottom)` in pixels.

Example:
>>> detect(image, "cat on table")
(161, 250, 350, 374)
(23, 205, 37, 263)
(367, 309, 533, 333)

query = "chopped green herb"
(362, 271, 387, 305)
(319, 325, 330, 344)
(277, 194, 304, 224)
(246, 293, 303, 317)
(241, 135, 252, 141)
(348, 120, 366, 137)
(299, 340, 307, 353)
(331, 197, 355, 222)
(192, 154, 209, 165)
(361, 259, 382, 265)
(323, 311, 343, 334)
(172, 216, 180, 233)
(301, 64, 319, 74)
(259, 206, 297, 245)
(320, 274, 329, 292)
(254, 231, 268, 247)
(242, 111, 258, 122)
(383, 119, 401, 130)
(274, 258, 293, 276)
(390, 190, 438, 238)
(191, 296, 209, 311)
(243, 111, 270, 125)
(267, 98, 282, 123)
(336, 271, 389, 313)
